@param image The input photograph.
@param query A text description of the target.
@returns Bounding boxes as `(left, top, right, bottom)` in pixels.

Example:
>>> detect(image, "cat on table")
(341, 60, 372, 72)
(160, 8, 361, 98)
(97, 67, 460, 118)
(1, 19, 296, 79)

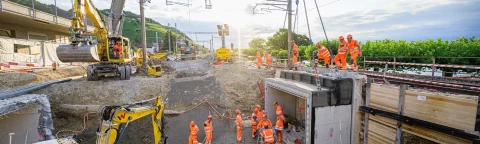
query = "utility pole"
(175, 23, 177, 55)
(303, 0, 312, 41)
(155, 32, 158, 52)
(287, 0, 293, 69)
(140, 0, 147, 69)
(54, 0, 57, 23)
(168, 23, 171, 52)
(211, 35, 214, 51)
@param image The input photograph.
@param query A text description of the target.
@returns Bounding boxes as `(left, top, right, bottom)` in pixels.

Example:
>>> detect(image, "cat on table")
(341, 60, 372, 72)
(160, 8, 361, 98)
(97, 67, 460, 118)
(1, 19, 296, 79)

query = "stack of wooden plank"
(366, 83, 478, 143)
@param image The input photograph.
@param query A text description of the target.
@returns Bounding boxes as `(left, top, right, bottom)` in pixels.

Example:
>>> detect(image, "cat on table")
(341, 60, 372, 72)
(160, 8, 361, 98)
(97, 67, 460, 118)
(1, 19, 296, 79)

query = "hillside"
(9, 0, 193, 49)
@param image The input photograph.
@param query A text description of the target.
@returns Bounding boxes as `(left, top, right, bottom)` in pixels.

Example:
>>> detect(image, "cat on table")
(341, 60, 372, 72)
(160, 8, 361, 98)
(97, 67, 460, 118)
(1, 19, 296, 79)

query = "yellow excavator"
(56, 0, 133, 81)
(96, 96, 167, 144)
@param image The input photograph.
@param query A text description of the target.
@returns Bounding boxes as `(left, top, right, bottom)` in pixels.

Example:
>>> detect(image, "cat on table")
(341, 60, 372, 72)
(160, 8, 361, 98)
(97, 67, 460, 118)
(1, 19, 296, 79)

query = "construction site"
(1, 0, 479, 144)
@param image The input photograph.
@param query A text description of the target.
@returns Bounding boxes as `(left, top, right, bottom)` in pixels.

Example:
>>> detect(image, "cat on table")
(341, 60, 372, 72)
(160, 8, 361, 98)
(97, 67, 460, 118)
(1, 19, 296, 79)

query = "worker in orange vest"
(235, 109, 243, 142)
(316, 42, 331, 68)
(275, 114, 284, 144)
(291, 40, 299, 66)
(273, 102, 283, 117)
(257, 49, 262, 69)
(189, 121, 199, 144)
(347, 34, 362, 72)
(334, 36, 348, 70)
(113, 41, 122, 58)
(265, 51, 272, 68)
(261, 125, 275, 144)
(204, 115, 213, 144)
(252, 108, 259, 138)
(256, 104, 265, 120)
(258, 115, 273, 129)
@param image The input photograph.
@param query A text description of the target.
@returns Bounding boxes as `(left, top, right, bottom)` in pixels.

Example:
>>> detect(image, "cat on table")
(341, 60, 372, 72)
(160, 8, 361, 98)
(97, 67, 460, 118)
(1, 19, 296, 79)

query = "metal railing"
(360, 56, 480, 77)
(1, 0, 94, 31)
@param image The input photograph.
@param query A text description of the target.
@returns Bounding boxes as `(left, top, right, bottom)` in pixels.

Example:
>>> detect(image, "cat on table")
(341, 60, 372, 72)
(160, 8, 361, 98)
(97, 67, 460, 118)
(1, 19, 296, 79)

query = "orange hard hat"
(338, 36, 345, 40)
(190, 121, 195, 126)
(254, 108, 258, 113)
(347, 34, 352, 39)
(235, 109, 240, 114)
(208, 115, 212, 119)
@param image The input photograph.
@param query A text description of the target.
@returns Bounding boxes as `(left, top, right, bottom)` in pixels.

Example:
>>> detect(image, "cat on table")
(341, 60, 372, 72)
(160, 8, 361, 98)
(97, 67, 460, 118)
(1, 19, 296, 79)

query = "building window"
(0, 29, 12, 38)
(28, 32, 48, 41)
(14, 44, 31, 55)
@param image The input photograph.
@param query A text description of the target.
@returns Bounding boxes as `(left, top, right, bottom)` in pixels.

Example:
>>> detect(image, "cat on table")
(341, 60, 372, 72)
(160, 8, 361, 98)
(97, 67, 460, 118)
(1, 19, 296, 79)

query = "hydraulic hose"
(0, 78, 72, 100)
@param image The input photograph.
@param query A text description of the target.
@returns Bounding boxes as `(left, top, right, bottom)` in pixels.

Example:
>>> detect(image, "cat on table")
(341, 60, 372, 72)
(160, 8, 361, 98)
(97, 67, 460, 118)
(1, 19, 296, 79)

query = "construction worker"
(275, 114, 284, 144)
(257, 49, 262, 69)
(261, 125, 275, 144)
(334, 36, 348, 70)
(204, 115, 213, 144)
(265, 51, 272, 68)
(291, 40, 299, 66)
(256, 104, 265, 120)
(252, 108, 259, 138)
(113, 41, 122, 58)
(258, 115, 273, 129)
(189, 121, 199, 144)
(235, 109, 243, 142)
(273, 102, 283, 116)
(347, 34, 362, 72)
(316, 42, 331, 68)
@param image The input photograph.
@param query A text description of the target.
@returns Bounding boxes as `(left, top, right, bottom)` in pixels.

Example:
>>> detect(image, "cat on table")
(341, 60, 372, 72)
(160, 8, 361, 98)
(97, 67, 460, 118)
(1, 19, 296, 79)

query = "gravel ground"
(0, 66, 86, 91)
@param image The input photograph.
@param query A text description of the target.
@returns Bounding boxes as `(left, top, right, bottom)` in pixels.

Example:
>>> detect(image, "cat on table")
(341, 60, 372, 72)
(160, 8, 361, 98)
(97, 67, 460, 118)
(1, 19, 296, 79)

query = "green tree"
(266, 28, 312, 50)
(248, 38, 267, 49)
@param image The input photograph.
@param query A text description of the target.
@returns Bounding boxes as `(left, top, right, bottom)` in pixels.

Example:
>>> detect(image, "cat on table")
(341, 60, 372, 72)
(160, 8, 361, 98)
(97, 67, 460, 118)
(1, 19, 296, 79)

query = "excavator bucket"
(56, 44, 100, 62)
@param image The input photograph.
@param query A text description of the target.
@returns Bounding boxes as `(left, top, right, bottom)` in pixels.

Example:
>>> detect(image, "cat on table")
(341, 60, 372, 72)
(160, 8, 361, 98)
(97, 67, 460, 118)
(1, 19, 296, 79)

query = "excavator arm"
(96, 96, 167, 144)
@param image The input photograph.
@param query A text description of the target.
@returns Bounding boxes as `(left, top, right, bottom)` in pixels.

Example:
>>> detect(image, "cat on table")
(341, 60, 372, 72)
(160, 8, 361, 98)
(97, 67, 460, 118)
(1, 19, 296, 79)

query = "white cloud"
(34, 0, 479, 48)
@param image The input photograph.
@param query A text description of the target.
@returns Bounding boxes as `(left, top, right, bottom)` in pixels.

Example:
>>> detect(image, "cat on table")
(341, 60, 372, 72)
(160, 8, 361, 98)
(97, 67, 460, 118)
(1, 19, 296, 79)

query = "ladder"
(257, 81, 265, 97)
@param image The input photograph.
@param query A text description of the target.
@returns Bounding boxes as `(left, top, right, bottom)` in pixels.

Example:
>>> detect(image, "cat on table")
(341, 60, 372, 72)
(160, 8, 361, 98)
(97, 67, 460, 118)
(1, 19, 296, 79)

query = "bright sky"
(38, 0, 480, 49)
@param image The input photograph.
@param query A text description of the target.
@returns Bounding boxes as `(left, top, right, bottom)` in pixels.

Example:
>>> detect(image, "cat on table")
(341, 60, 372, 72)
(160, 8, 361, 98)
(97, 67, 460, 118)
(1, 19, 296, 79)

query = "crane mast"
(109, 0, 126, 37)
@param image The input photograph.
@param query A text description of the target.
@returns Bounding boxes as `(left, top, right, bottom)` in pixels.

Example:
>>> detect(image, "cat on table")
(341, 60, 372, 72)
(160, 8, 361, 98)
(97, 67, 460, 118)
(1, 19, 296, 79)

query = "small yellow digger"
(135, 49, 163, 77)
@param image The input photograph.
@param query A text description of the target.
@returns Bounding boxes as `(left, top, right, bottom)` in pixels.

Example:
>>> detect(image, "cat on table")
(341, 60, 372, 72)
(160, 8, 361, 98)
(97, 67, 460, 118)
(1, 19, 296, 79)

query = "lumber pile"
(365, 83, 478, 144)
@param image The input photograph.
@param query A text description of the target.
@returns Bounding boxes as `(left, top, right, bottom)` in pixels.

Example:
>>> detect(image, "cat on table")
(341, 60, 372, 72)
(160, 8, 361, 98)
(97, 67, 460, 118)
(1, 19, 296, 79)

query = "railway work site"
(1, 0, 480, 144)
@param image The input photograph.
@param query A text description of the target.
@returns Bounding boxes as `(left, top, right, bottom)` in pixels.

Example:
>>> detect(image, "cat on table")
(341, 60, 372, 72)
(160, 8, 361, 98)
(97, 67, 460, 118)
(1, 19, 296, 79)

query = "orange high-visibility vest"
(276, 105, 283, 115)
(190, 125, 199, 136)
(236, 115, 243, 129)
(317, 46, 330, 59)
(261, 129, 275, 143)
(204, 121, 212, 133)
(275, 119, 284, 131)
(251, 113, 258, 125)
(347, 40, 360, 53)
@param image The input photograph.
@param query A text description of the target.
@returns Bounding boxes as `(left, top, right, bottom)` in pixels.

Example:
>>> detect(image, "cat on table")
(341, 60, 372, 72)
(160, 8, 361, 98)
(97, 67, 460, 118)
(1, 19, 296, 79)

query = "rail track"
(360, 71, 480, 95)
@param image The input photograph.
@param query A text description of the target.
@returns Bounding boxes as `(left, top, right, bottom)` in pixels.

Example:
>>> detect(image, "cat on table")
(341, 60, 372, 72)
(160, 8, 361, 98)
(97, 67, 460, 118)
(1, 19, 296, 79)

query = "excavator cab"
(108, 37, 131, 63)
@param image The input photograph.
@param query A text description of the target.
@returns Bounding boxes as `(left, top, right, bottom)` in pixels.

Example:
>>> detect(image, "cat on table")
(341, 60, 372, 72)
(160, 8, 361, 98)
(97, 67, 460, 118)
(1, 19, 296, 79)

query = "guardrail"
(360, 56, 480, 77)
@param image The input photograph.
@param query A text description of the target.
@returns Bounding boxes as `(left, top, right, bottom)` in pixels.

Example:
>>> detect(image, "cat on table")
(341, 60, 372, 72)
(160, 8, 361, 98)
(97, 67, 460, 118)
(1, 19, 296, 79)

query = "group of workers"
(255, 34, 362, 72)
(316, 34, 362, 72)
(250, 102, 285, 144)
(189, 115, 214, 144)
(189, 102, 285, 144)
(257, 49, 273, 69)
